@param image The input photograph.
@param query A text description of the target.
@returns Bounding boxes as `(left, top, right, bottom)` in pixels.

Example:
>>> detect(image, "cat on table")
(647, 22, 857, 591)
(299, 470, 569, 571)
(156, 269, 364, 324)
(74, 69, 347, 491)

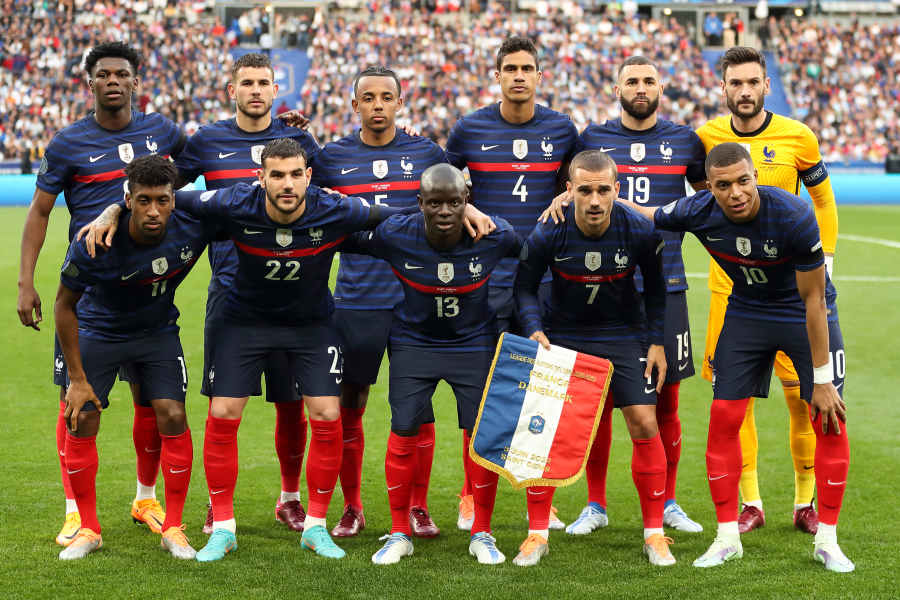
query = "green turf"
(1, 205, 897, 598)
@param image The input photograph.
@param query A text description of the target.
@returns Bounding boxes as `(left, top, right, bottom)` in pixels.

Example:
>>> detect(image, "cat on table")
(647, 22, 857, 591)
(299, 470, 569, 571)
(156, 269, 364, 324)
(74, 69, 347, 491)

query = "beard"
(620, 95, 659, 120)
(726, 93, 765, 120)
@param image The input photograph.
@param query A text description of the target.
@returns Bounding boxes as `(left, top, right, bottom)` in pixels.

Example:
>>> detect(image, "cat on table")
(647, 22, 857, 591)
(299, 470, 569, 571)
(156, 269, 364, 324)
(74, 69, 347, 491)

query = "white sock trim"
(304, 515, 327, 530)
(528, 529, 549, 540)
(644, 527, 665, 539)
(135, 481, 156, 501)
(65, 498, 78, 514)
(743, 499, 763, 510)
(213, 518, 236, 533)
(717, 521, 740, 538)
(280, 491, 301, 503)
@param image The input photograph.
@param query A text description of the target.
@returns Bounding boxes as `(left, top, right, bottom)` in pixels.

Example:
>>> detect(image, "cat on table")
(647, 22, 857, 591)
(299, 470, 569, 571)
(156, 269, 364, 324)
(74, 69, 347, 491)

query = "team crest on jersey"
(400, 156, 414, 177)
(151, 257, 168, 275)
(614, 249, 629, 269)
(309, 227, 324, 244)
(528, 414, 545, 434)
(541, 137, 554, 159)
(659, 142, 673, 161)
(372, 159, 389, 179)
(437, 262, 455, 283)
(469, 258, 483, 280)
(763, 240, 778, 258)
(736, 237, 752, 257)
(276, 228, 292, 247)
(251, 144, 265, 165)
(630, 143, 646, 163)
(513, 139, 528, 160)
(145, 136, 158, 153)
(179, 246, 194, 262)
(39, 156, 49, 175)
(208, 366, 215, 384)
(585, 252, 602, 271)
(118, 143, 135, 164)
(55, 356, 64, 374)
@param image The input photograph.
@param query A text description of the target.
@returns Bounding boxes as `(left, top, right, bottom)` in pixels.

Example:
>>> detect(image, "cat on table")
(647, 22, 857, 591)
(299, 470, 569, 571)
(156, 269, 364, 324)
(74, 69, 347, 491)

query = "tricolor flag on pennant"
(470, 333, 613, 489)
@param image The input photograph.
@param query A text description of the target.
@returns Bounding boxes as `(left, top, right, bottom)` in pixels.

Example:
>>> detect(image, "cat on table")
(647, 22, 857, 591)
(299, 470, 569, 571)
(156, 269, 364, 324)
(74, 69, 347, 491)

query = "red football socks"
(274, 401, 306, 494)
(306, 418, 342, 519)
(385, 432, 417, 535)
(339, 406, 365, 510)
(203, 415, 241, 522)
(160, 429, 192, 531)
(468, 459, 498, 534)
(460, 429, 472, 497)
(810, 405, 850, 526)
(133, 403, 161, 488)
(657, 383, 682, 502)
(410, 422, 435, 509)
(631, 433, 667, 529)
(526, 486, 556, 530)
(586, 398, 614, 507)
(706, 398, 750, 523)
(56, 400, 74, 499)
(64, 432, 100, 532)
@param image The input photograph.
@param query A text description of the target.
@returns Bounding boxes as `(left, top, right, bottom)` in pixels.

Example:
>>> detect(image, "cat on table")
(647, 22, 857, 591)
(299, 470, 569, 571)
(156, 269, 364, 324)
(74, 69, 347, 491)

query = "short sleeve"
(790, 205, 825, 272)
(35, 134, 74, 195)
(652, 192, 706, 233)
(59, 242, 98, 291)
(174, 132, 204, 184)
(686, 131, 707, 184)
(444, 120, 467, 169)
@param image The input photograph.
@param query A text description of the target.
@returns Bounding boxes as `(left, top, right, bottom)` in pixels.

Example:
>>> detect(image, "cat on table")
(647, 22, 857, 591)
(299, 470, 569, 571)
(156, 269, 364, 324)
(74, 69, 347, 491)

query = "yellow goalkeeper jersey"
(696, 111, 837, 294)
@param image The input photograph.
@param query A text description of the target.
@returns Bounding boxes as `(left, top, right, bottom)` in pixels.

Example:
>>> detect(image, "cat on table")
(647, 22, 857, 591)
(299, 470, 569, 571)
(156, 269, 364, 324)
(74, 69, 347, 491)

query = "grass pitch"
(1, 205, 897, 599)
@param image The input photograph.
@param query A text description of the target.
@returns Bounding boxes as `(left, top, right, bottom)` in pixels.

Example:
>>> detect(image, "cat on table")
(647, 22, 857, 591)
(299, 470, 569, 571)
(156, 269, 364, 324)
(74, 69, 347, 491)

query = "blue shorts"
(334, 308, 392, 386)
(54, 334, 133, 387)
(490, 282, 551, 336)
(713, 312, 845, 402)
(388, 345, 493, 431)
(202, 291, 298, 402)
(209, 319, 343, 399)
(65, 332, 187, 411)
(663, 291, 695, 383)
(550, 337, 658, 408)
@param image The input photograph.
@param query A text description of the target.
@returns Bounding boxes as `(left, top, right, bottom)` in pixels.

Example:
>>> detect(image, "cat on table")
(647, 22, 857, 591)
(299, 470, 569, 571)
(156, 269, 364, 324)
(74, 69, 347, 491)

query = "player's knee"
(340, 383, 368, 409)
(623, 406, 659, 439)
(307, 404, 340, 422)
(709, 398, 747, 437)
(72, 410, 101, 437)
(154, 401, 187, 435)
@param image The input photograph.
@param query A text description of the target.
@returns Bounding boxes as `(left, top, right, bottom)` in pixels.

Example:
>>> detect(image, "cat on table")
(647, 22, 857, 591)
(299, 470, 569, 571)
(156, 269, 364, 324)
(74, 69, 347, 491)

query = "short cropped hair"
(231, 52, 274, 81)
(124, 155, 177, 191)
(496, 36, 539, 72)
(352, 65, 402, 97)
(719, 46, 766, 79)
(260, 138, 308, 169)
(705, 142, 753, 175)
(618, 55, 658, 78)
(84, 41, 141, 76)
(568, 150, 618, 180)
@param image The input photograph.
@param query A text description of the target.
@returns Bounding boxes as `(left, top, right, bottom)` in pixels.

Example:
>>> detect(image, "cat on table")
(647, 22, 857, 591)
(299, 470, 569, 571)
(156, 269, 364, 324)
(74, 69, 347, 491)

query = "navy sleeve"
(164, 117, 187, 158)
(59, 241, 99, 291)
(562, 119, 579, 163)
(35, 134, 73, 195)
(174, 132, 204, 184)
(790, 206, 826, 272)
(686, 132, 707, 184)
(340, 225, 389, 259)
(653, 192, 707, 233)
(514, 225, 552, 336)
(293, 129, 321, 166)
(444, 120, 467, 169)
(638, 232, 667, 344)
(174, 188, 226, 218)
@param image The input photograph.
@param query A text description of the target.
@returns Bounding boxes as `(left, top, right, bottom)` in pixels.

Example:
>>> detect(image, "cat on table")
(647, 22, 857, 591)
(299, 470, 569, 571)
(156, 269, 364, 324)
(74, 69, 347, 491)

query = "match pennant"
(470, 333, 613, 489)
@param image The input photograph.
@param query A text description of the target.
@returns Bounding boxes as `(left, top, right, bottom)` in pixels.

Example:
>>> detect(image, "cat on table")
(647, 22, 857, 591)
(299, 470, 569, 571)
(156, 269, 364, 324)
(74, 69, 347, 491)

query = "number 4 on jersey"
(512, 175, 528, 203)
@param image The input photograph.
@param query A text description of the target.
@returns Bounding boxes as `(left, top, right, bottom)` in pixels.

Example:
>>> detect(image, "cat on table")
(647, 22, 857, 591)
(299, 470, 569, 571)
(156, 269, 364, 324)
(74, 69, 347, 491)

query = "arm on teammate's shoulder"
(17, 187, 59, 329)
(463, 203, 495, 241)
(77, 202, 125, 257)
(616, 197, 657, 222)
(338, 229, 384, 259)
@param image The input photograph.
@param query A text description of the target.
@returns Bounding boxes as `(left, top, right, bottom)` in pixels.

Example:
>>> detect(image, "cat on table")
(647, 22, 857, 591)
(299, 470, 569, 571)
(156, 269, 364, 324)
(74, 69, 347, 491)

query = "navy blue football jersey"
(311, 130, 448, 310)
(176, 183, 408, 325)
(653, 186, 837, 323)
(342, 214, 521, 352)
(516, 202, 666, 346)
(577, 118, 706, 292)
(445, 103, 578, 287)
(37, 111, 185, 241)
(174, 117, 320, 298)
(59, 199, 215, 341)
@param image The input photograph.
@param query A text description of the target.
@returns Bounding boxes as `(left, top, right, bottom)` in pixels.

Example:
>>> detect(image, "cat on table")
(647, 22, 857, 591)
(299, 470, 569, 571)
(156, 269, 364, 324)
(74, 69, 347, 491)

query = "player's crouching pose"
(340, 164, 517, 565)
(625, 142, 853, 572)
(55, 156, 216, 560)
(515, 150, 673, 567)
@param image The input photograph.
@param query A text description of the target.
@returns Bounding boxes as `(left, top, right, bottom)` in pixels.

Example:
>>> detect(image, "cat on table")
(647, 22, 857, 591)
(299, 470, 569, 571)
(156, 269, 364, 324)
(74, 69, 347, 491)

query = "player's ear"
(565, 180, 572, 193)
(272, 82, 279, 97)
(614, 180, 621, 195)
(494, 70, 500, 83)
(763, 76, 771, 95)
(125, 193, 133, 210)
(417, 194, 424, 210)
(536, 69, 542, 84)
(227, 82, 236, 100)
(351, 97, 359, 114)
(257, 166, 266, 187)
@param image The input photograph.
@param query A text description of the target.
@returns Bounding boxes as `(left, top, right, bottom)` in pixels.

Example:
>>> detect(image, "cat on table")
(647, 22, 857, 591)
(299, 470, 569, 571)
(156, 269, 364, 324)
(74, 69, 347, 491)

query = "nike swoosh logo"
(218, 152, 236, 159)
(121, 271, 139, 280)
(481, 144, 499, 151)
(672, 435, 682, 447)
(835, 382, 844, 390)
(599, 147, 615, 153)
(417, 442, 434, 448)
(404, 262, 424, 270)
(144, 447, 161, 453)
(343, 436, 357, 443)
(803, 465, 814, 470)
(387, 484, 402, 491)
(169, 467, 189, 474)
(827, 479, 846, 486)
(210, 489, 226, 495)
(527, 490, 547, 495)
(554, 256, 573, 262)
(89, 154, 106, 162)
(341, 167, 359, 174)
(644, 387, 656, 394)
(474, 483, 493, 489)
(708, 474, 727, 481)
(61, 530, 79, 541)
(243, 228, 263, 235)
(678, 362, 689, 371)
(316, 488, 334, 494)
(706, 236, 723, 242)
(67, 467, 86, 475)
(652, 490, 664, 496)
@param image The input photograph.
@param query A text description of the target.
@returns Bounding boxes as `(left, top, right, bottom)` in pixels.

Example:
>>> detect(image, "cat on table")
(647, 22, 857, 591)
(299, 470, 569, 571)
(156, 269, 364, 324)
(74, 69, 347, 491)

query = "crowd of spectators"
(1, 0, 897, 165)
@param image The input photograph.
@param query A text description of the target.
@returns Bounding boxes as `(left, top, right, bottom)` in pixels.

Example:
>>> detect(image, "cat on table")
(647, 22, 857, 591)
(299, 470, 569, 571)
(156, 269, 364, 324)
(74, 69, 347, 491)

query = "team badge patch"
(251, 144, 265, 165)
(584, 251, 602, 271)
(276, 228, 292, 247)
(763, 240, 778, 258)
(736, 237, 752, 256)
(528, 415, 545, 434)
(614, 249, 629, 269)
(630, 142, 645, 163)
(659, 142, 673, 161)
(372, 159, 389, 179)
(437, 262, 454, 283)
(118, 143, 135, 164)
(513, 139, 528, 160)
(400, 156, 414, 176)
(308, 227, 324, 244)
(151, 257, 168, 275)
